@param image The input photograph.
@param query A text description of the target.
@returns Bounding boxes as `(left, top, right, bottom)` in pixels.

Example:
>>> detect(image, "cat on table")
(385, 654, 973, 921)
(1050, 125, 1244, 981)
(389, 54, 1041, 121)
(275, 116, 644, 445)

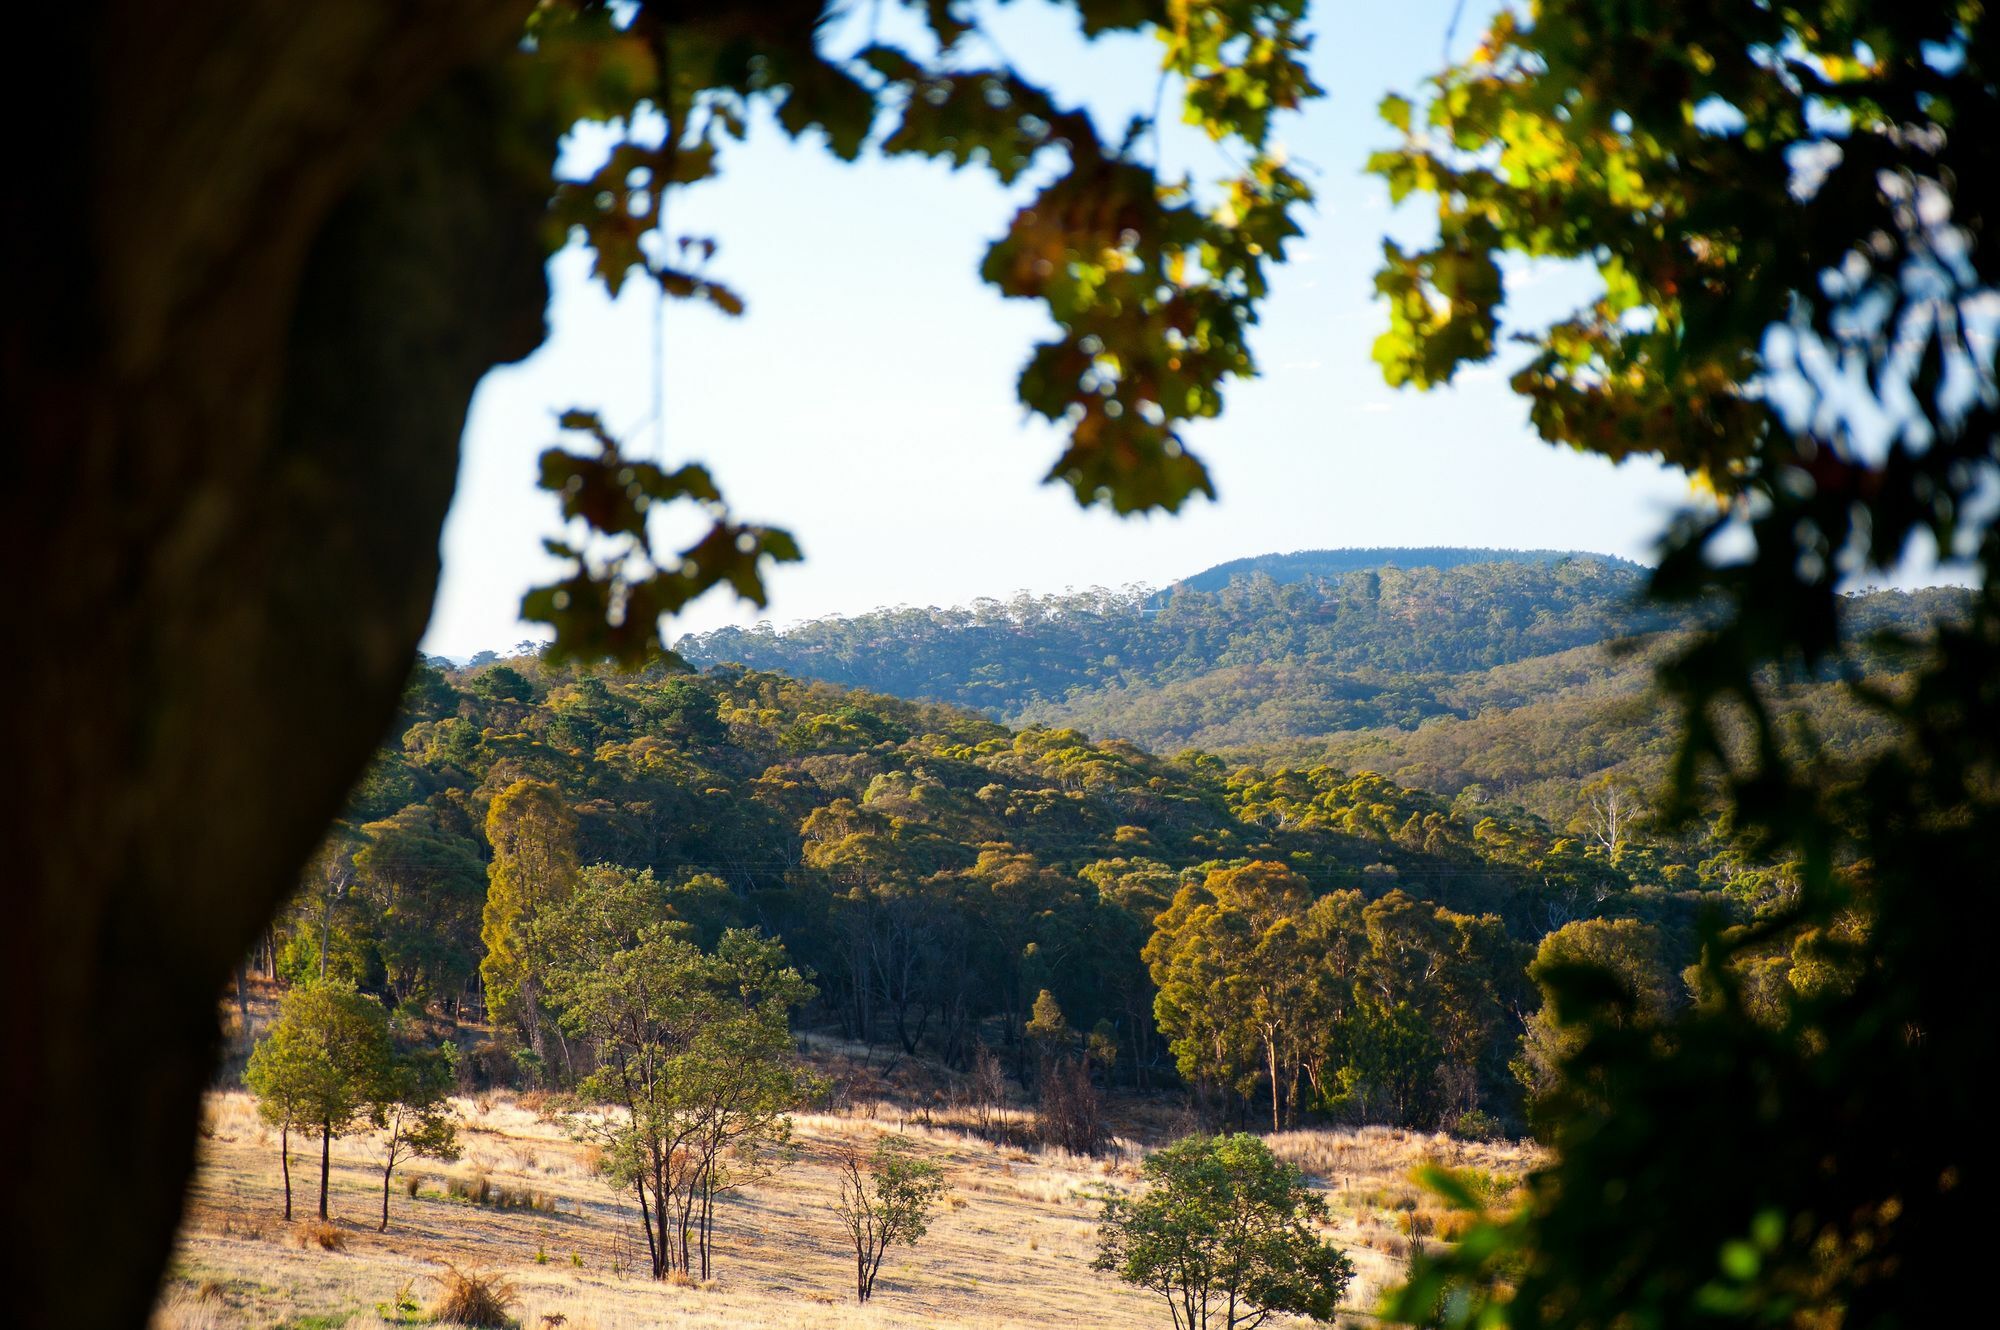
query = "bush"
(1035, 1056, 1105, 1155)
(462, 1041, 516, 1090)
(291, 1220, 345, 1252)
(445, 1172, 556, 1212)
(1448, 1109, 1504, 1142)
(429, 1265, 518, 1329)
(1432, 1210, 1481, 1242)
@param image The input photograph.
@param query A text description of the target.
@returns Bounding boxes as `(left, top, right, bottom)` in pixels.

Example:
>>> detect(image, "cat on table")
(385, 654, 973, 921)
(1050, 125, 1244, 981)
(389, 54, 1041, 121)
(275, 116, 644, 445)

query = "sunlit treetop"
(514, 0, 1321, 663)
(1373, 0, 1993, 492)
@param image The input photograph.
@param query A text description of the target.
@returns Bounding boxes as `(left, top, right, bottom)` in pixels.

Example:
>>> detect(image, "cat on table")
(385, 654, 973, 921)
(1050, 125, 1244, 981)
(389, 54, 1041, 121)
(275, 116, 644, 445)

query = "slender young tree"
(244, 1022, 311, 1222)
(370, 1045, 461, 1232)
(832, 1137, 950, 1304)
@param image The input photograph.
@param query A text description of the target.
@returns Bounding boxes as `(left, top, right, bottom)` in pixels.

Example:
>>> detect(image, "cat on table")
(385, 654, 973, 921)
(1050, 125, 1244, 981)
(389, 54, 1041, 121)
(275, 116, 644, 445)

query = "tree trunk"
(232, 960, 251, 1044)
(553, 1021, 576, 1087)
(678, 1181, 697, 1275)
(1266, 1034, 1282, 1132)
(319, 892, 333, 981)
(280, 1124, 293, 1222)
(653, 1156, 673, 1279)
(379, 1136, 397, 1233)
(636, 1177, 661, 1280)
(3, 5, 550, 1323)
(700, 1173, 716, 1280)
(319, 1121, 333, 1221)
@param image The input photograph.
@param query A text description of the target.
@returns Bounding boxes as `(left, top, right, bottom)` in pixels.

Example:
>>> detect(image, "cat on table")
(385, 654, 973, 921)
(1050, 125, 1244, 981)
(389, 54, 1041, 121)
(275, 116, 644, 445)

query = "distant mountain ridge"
(1169, 546, 1644, 594)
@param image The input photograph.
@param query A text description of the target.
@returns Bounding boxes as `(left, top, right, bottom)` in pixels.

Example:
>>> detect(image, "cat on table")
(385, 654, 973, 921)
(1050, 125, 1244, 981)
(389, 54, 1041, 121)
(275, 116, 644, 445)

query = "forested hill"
(675, 552, 1670, 747)
(673, 554, 1966, 823)
(315, 654, 1761, 1131)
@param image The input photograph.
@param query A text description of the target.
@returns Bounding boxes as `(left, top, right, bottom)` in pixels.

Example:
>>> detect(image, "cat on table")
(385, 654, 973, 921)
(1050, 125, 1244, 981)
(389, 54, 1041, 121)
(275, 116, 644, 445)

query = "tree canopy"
(1095, 1132, 1353, 1330)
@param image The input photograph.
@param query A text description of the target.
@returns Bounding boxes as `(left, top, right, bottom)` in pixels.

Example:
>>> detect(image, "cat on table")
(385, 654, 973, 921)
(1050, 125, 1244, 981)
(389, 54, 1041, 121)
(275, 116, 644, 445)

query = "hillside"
(674, 553, 1964, 822)
(675, 553, 1671, 745)
(269, 652, 1770, 1171)
(183, 602, 1901, 1330)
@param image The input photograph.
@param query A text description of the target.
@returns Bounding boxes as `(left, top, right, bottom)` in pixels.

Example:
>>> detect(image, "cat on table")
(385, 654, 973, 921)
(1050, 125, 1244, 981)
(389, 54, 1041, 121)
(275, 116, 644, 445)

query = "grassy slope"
(154, 1080, 1533, 1330)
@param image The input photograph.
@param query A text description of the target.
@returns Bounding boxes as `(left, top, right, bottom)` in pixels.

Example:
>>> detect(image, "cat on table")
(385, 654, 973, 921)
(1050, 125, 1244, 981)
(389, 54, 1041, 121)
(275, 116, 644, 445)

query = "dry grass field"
(151, 1081, 1536, 1330)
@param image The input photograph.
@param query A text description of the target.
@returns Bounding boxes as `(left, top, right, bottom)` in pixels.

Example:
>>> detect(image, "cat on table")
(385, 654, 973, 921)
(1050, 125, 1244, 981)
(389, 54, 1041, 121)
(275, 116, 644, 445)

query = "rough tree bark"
(2, 3, 547, 1323)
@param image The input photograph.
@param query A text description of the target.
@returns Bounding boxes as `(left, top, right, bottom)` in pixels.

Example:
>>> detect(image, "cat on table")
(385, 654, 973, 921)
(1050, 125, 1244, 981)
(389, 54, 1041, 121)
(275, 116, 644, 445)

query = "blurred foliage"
(1372, 2, 1999, 1325)
(524, 410, 801, 665)
(514, 0, 1320, 659)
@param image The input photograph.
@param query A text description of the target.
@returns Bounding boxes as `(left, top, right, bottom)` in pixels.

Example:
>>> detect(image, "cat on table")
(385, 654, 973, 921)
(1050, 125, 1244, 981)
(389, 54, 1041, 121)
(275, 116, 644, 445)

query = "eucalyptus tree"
(245, 982, 393, 1222)
(1095, 1133, 1352, 1330)
(1145, 862, 1320, 1130)
(550, 869, 817, 1282)
(480, 778, 581, 1074)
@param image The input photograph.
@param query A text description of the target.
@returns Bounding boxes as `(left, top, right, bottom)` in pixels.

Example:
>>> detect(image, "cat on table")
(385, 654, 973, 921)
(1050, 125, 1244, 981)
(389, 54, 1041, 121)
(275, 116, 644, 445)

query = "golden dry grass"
(154, 1091, 1536, 1329)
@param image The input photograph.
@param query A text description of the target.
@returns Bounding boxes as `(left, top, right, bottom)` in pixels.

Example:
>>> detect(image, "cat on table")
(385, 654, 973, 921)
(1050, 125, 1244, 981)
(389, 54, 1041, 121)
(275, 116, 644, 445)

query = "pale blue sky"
(423, 1, 1697, 658)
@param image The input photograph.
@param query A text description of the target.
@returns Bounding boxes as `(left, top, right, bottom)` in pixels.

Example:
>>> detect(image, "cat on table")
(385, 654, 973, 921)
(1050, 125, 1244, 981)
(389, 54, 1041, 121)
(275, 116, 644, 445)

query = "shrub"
(1449, 1109, 1504, 1142)
(1432, 1210, 1480, 1242)
(292, 1219, 345, 1252)
(376, 1280, 422, 1321)
(1035, 1055, 1106, 1155)
(445, 1171, 557, 1213)
(463, 1042, 515, 1090)
(429, 1265, 518, 1329)
(963, 1043, 1009, 1137)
